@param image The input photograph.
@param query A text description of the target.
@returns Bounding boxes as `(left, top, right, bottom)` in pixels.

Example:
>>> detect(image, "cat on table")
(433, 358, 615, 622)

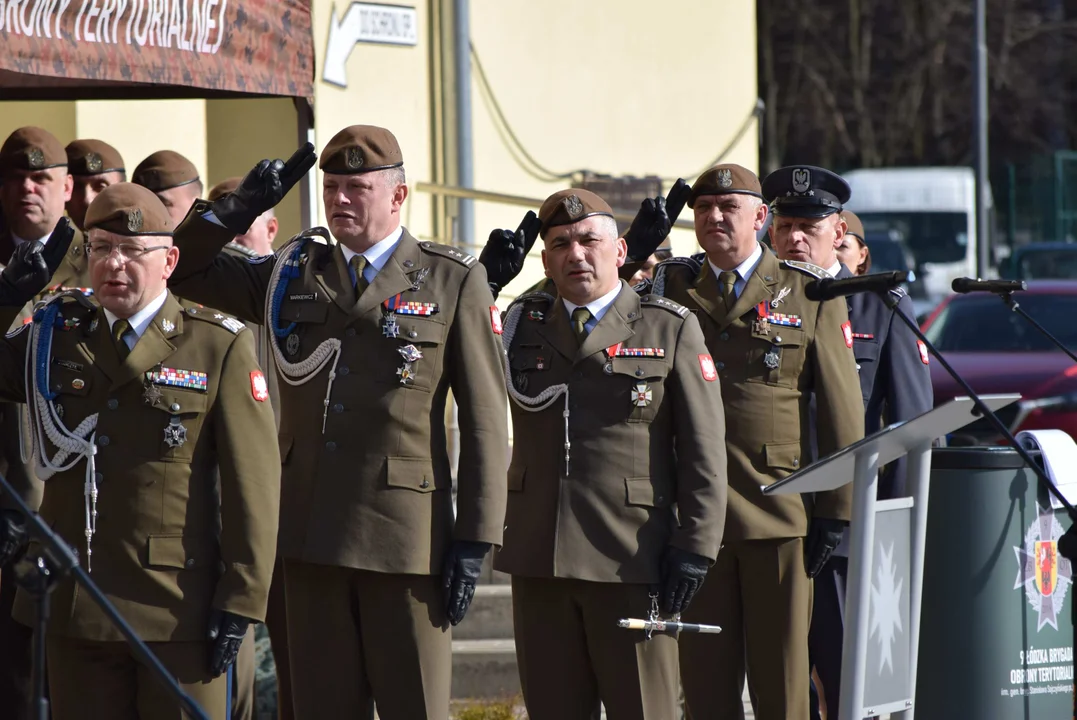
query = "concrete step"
(450, 638, 521, 700)
(453, 584, 513, 640)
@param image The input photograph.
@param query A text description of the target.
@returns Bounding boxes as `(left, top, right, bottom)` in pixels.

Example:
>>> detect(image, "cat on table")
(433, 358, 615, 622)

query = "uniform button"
(97, 435, 110, 446)
(716, 361, 726, 370)
(793, 457, 800, 468)
(106, 399, 118, 410)
(332, 403, 344, 413)
(94, 472, 104, 484)
(338, 366, 350, 376)
(635, 368, 645, 377)
(345, 328, 356, 337)
(170, 403, 181, 412)
(185, 559, 195, 568)
(408, 330, 418, 339)
(655, 495, 665, 504)
(325, 441, 337, 451)
(420, 479, 430, 489)
(775, 335, 783, 344)
(719, 332, 729, 341)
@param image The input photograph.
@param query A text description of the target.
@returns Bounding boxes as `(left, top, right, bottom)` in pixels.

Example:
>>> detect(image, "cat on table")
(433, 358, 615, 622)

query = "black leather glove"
(478, 211, 542, 298)
(623, 178, 691, 262)
(207, 609, 252, 678)
(0, 218, 74, 307)
(804, 517, 847, 578)
(442, 540, 490, 626)
(211, 143, 317, 235)
(0, 509, 28, 567)
(659, 545, 710, 615)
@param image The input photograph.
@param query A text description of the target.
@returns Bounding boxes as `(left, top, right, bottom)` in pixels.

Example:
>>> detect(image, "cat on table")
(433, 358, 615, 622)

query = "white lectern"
(762, 394, 1021, 719)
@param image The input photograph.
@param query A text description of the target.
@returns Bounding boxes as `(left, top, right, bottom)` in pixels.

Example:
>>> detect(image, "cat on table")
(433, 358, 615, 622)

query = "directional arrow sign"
(323, 2, 419, 88)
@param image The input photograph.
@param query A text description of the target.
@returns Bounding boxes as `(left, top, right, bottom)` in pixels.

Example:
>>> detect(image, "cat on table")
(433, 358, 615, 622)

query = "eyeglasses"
(86, 241, 170, 262)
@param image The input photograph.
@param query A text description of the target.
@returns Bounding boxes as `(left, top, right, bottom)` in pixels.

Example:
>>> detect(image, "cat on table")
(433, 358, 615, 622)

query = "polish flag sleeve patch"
(841, 321, 853, 348)
(250, 371, 269, 402)
(917, 339, 930, 365)
(698, 354, 718, 382)
(490, 306, 503, 335)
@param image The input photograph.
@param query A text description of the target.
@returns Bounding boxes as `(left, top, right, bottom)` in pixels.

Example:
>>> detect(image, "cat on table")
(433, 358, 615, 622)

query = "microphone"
(951, 277, 1027, 294)
(804, 271, 907, 302)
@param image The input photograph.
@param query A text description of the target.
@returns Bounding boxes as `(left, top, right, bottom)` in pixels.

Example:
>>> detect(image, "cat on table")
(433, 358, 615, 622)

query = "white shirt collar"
(10, 231, 50, 248)
(562, 281, 623, 324)
(708, 241, 763, 283)
(103, 290, 169, 341)
(339, 226, 405, 275)
(827, 260, 842, 277)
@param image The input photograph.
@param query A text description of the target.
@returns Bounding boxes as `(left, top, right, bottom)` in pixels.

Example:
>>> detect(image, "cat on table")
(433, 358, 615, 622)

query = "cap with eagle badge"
(687, 163, 763, 208)
(84, 183, 174, 236)
(762, 165, 851, 218)
(537, 189, 614, 237)
(66, 139, 125, 177)
(207, 176, 242, 203)
(0, 127, 67, 175)
(132, 150, 200, 192)
(320, 125, 404, 175)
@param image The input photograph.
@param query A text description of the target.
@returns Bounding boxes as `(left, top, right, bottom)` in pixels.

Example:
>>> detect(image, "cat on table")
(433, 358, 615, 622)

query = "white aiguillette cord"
(499, 292, 573, 475)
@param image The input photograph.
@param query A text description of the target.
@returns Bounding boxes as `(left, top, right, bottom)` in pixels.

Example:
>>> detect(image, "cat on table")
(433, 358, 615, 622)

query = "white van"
(842, 167, 994, 305)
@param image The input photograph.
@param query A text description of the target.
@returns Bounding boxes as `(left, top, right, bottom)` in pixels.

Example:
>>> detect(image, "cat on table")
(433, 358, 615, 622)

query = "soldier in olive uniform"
(641, 164, 864, 720)
(65, 139, 127, 233)
(206, 177, 289, 720)
(0, 126, 93, 720)
(0, 182, 282, 720)
(166, 126, 508, 720)
(764, 175, 933, 716)
(496, 189, 727, 720)
(133, 150, 203, 228)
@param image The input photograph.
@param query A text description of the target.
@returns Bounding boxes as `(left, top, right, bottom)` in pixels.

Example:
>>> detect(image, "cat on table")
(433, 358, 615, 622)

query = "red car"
(920, 280, 1077, 445)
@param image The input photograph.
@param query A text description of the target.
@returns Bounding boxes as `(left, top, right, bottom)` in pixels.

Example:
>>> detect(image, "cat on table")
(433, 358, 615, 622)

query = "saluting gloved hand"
(479, 211, 542, 299)
(0, 218, 74, 307)
(207, 609, 252, 678)
(212, 142, 318, 235)
(442, 540, 491, 626)
(804, 517, 847, 578)
(623, 178, 691, 262)
(659, 545, 710, 615)
(0, 509, 28, 567)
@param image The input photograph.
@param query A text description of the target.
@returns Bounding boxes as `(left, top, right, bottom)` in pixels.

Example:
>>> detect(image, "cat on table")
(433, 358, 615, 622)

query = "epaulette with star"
(183, 305, 247, 334)
(651, 255, 703, 297)
(888, 286, 908, 299)
(780, 259, 829, 279)
(640, 294, 689, 318)
(419, 241, 477, 268)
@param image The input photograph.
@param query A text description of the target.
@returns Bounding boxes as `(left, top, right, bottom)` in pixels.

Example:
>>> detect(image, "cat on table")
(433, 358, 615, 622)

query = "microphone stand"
(1, 473, 209, 720)
(877, 290, 1077, 720)
(995, 291, 1077, 365)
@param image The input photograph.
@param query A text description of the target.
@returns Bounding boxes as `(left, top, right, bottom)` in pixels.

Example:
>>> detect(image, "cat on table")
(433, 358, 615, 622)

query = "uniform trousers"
(808, 555, 848, 719)
(231, 626, 255, 720)
(264, 557, 293, 720)
(511, 575, 679, 720)
(0, 564, 33, 720)
(46, 636, 227, 720)
(680, 537, 813, 720)
(282, 558, 451, 720)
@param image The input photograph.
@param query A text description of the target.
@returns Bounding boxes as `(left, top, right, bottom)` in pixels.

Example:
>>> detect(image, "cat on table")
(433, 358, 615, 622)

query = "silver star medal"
(396, 344, 423, 385)
(164, 416, 187, 448)
(631, 382, 653, 408)
(770, 287, 791, 309)
(382, 313, 400, 338)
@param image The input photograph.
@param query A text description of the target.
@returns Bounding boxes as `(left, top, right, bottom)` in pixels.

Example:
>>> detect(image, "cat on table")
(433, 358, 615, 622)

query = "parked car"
(1000, 242, 1077, 281)
(920, 280, 1077, 444)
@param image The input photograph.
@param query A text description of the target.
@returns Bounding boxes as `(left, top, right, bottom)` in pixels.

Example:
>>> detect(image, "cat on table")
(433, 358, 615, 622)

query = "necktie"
(113, 319, 132, 359)
(719, 271, 737, 311)
(350, 255, 369, 299)
(571, 307, 592, 347)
